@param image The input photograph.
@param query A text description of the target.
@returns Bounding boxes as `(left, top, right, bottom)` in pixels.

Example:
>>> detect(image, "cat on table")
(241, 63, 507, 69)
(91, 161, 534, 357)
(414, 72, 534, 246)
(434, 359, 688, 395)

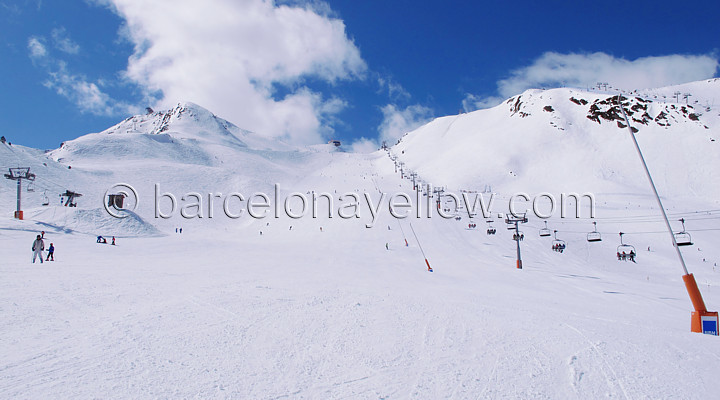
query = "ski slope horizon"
(1, 79, 720, 398)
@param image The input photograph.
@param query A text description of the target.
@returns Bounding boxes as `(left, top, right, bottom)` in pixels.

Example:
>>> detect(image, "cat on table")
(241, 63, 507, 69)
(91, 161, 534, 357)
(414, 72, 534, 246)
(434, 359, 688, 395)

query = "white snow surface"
(1, 86, 720, 398)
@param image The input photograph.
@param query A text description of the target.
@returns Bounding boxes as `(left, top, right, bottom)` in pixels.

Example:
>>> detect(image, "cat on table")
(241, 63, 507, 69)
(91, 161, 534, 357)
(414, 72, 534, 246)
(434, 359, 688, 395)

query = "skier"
(386, 243, 389, 250)
(31, 235, 44, 263)
(46, 243, 55, 261)
(41, 230, 45, 238)
(111, 236, 116, 245)
(97, 235, 103, 243)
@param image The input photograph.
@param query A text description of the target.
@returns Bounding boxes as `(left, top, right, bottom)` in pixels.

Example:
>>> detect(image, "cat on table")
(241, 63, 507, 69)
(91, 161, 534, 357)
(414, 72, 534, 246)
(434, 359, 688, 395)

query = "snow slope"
(1, 82, 720, 398)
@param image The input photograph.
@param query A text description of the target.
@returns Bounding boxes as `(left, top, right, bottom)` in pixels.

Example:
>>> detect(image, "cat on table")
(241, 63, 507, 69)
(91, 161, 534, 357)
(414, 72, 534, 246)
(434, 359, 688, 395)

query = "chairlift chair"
(486, 220, 496, 235)
(616, 232, 636, 261)
(674, 218, 693, 247)
(539, 221, 552, 237)
(27, 182, 35, 192)
(587, 221, 602, 242)
(41, 190, 49, 206)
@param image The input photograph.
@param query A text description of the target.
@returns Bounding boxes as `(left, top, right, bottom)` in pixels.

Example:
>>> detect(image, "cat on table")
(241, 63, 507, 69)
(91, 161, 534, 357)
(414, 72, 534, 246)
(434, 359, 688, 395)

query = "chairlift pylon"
(539, 221, 552, 237)
(587, 221, 602, 242)
(674, 218, 693, 247)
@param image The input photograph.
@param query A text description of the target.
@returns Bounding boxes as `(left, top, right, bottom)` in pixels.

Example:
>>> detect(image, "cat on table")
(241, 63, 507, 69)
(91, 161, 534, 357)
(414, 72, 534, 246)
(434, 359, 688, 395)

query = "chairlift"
(486, 220, 496, 235)
(616, 232, 636, 262)
(27, 182, 35, 192)
(41, 190, 49, 206)
(674, 218, 693, 247)
(539, 221, 552, 237)
(587, 221, 602, 242)
(552, 230, 566, 253)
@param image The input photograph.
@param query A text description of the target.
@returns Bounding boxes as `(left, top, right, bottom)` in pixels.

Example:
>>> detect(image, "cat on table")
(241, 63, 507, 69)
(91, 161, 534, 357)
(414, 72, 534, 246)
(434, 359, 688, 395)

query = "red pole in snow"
(409, 222, 433, 272)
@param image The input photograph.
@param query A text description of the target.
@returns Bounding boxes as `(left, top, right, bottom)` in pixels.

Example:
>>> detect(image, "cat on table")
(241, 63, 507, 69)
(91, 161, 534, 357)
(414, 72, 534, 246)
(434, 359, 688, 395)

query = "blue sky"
(1, 0, 719, 150)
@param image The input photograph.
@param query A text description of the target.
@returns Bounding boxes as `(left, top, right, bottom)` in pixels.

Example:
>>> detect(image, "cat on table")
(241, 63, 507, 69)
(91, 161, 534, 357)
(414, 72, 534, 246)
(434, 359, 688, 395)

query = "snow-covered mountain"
(392, 79, 720, 201)
(49, 101, 299, 166)
(1, 102, 347, 234)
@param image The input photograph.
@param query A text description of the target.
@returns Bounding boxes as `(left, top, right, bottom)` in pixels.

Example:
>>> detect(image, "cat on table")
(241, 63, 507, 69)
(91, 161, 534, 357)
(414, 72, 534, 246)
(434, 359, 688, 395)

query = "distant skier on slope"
(31, 235, 44, 263)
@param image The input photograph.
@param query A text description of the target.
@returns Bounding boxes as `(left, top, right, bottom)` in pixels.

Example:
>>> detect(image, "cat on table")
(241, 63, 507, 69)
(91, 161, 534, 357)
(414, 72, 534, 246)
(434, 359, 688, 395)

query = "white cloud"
(498, 52, 719, 98)
(94, 0, 367, 144)
(43, 61, 138, 116)
(28, 34, 137, 116)
(461, 93, 504, 112)
(378, 104, 433, 145)
(27, 36, 47, 59)
(377, 76, 411, 102)
(348, 137, 379, 153)
(51, 27, 80, 54)
(464, 51, 719, 111)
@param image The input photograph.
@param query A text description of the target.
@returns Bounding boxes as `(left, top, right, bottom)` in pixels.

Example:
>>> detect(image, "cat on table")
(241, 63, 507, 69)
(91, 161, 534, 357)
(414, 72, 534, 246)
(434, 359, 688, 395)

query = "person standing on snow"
(46, 243, 55, 261)
(31, 235, 44, 263)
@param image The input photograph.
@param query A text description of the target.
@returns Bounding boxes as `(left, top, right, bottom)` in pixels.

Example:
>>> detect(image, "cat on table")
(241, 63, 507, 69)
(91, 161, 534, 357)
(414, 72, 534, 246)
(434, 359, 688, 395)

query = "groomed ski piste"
(2, 81, 720, 398)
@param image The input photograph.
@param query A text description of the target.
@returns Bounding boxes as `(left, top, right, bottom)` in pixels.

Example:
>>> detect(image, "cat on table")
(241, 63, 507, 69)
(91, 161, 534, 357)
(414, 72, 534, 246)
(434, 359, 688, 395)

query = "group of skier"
(31, 231, 54, 263)
(617, 250, 636, 262)
(96, 235, 116, 245)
